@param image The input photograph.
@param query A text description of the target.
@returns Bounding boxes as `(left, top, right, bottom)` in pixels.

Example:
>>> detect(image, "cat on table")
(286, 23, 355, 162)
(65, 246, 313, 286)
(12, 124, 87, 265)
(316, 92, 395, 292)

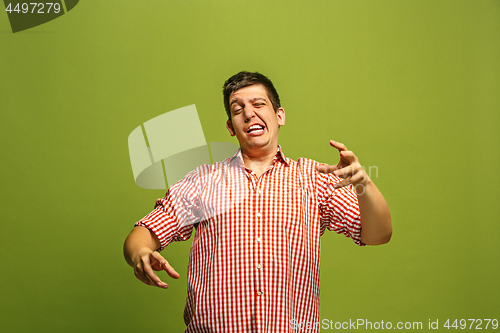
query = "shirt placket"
(252, 172, 265, 333)
(243, 169, 259, 332)
(243, 158, 279, 332)
(256, 163, 281, 332)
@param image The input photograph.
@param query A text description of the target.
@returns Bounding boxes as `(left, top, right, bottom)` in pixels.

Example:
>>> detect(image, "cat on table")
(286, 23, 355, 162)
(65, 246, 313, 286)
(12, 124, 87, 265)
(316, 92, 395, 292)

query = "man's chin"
(240, 140, 276, 154)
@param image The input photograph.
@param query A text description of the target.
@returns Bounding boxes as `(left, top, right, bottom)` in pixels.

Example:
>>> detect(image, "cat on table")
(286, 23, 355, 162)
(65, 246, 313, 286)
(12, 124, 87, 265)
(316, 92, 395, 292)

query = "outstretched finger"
(151, 251, 180, 279)
(333, 165, 357, 179)
(134, 266, 156, 286)
(142, 255, 169, 289)
(316, 163, 340, 174)
(329, 140, 348, 152)
(333, 178, 351, 189)
(333, 171, 367, 189)
(339, 150, 358, 164)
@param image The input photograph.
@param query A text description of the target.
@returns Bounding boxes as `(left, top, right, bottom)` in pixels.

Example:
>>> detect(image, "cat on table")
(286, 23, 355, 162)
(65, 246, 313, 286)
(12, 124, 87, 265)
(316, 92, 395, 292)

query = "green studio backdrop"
(1, 1, 499, 332)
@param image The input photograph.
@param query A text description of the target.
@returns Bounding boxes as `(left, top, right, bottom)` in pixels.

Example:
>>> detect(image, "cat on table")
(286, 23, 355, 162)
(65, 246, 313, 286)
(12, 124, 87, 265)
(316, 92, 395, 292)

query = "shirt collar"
(230, 145, 291, 168)
(274, 145, 291, 167)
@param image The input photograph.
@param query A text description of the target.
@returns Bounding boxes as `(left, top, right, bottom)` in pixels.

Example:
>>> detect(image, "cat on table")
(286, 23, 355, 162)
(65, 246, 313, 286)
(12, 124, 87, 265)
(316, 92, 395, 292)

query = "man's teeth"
(248, 125, 264, 132)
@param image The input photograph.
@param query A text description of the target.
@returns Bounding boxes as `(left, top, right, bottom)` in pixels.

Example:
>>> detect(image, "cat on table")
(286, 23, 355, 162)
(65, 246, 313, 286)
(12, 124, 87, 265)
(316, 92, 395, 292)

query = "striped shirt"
(136, 146, 363, 333)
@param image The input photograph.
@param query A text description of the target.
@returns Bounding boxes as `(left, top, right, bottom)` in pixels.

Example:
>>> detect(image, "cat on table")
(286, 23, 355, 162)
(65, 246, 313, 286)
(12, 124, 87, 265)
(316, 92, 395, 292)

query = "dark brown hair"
(223, 71, 281, 120)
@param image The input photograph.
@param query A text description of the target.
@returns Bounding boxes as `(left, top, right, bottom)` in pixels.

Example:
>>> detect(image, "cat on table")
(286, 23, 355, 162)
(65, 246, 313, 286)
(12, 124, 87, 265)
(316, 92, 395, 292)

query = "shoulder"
(296, 157, 321, 168)
(295, 157, 323, 178)
(295, 157, 344, 189)
(175, 156, 235, 186)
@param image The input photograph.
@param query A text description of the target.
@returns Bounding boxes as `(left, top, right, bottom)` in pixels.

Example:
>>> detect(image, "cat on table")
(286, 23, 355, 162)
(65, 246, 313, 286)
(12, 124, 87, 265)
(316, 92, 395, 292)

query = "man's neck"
(241, 146, 278, 177)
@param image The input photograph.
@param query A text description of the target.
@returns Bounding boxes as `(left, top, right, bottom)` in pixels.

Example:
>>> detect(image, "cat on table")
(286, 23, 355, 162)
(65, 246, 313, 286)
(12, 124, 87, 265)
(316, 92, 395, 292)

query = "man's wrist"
(355, 176, 373, 196)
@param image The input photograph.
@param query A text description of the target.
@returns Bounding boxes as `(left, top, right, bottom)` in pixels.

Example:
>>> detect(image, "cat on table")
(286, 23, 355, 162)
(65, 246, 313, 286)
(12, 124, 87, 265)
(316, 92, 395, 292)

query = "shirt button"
(257, 264, 262, 270)
(258, 190, 263, 194)
(256, 212, 261, 217)
(257, 291, 263, 296)
(256, 237, 261, 243)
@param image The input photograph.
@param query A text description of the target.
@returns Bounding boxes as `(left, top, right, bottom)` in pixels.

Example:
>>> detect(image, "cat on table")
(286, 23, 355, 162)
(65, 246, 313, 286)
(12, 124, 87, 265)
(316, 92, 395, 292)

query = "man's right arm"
(123, 226, 180, 289)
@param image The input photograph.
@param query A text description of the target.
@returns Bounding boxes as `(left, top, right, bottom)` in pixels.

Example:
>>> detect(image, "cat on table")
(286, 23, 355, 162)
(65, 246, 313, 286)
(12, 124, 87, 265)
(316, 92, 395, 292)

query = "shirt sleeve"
(317, 168, 365, 246)
(135, 168, 203, 251)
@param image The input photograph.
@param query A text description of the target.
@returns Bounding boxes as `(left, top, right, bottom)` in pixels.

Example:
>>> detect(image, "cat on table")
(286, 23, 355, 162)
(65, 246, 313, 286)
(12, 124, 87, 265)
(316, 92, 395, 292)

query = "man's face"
(226, 84, 285, 156)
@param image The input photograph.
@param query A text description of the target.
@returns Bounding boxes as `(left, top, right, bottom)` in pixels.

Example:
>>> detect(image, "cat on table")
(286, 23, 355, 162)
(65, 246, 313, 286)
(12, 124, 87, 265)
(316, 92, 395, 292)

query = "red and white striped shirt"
(136, 146, 363, 333)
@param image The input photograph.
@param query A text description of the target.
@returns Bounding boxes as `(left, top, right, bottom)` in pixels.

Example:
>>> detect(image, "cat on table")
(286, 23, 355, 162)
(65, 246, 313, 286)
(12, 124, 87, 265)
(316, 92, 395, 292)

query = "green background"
(1, 1, 499, 332)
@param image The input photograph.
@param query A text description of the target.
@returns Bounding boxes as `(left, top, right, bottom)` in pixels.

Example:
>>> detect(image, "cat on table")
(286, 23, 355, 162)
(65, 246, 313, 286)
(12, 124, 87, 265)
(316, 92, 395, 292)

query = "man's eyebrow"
(250, 97, 267, 102)
(230, 97, 267, 107)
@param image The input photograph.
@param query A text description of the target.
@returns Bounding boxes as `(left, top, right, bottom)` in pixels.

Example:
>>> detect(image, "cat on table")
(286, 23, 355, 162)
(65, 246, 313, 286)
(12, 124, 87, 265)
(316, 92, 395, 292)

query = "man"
(124, 71, 392, 332)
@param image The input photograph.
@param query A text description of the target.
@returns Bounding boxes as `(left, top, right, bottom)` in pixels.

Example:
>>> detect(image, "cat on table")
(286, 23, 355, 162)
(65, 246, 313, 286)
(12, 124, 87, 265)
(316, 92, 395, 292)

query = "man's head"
(223, 71, 285, 157)
(223, 71, 281, 120)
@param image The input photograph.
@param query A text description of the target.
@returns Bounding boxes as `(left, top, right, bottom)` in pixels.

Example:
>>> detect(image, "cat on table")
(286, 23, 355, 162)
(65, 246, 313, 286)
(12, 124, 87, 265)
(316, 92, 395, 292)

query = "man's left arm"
(317, 140, 392, 245)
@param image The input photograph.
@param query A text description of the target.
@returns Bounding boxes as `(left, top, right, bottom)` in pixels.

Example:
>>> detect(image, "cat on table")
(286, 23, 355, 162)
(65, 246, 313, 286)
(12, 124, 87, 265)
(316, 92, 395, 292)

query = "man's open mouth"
(247, 124, 265, 133)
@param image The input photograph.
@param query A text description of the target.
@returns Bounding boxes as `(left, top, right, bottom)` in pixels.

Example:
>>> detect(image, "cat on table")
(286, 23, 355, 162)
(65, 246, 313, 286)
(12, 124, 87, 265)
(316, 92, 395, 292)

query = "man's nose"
(243, 106, 256, 122)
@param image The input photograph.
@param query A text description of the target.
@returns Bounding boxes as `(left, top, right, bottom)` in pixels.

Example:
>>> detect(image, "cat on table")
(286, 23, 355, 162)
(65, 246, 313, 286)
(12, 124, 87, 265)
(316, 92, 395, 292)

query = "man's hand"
(316, 140, 369, 192)
(124, 226, 180, 289)
(316, 139, 392, 245)
(132, 248, 180, 289)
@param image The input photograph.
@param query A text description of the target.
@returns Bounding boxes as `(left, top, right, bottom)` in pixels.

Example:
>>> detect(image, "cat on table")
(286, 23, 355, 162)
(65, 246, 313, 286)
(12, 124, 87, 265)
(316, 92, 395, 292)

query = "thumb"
(317, 163, 340, 174)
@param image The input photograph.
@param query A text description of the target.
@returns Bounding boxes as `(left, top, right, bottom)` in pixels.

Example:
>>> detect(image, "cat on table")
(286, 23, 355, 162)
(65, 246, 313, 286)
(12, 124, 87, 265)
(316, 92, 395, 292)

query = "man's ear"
(226, 119, 236, 136)
(276, 107, 286, 126)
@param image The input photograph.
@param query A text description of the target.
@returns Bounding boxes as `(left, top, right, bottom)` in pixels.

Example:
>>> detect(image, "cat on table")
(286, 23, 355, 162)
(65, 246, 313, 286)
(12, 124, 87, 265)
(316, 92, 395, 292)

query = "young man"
(124, 71, 392, 332)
